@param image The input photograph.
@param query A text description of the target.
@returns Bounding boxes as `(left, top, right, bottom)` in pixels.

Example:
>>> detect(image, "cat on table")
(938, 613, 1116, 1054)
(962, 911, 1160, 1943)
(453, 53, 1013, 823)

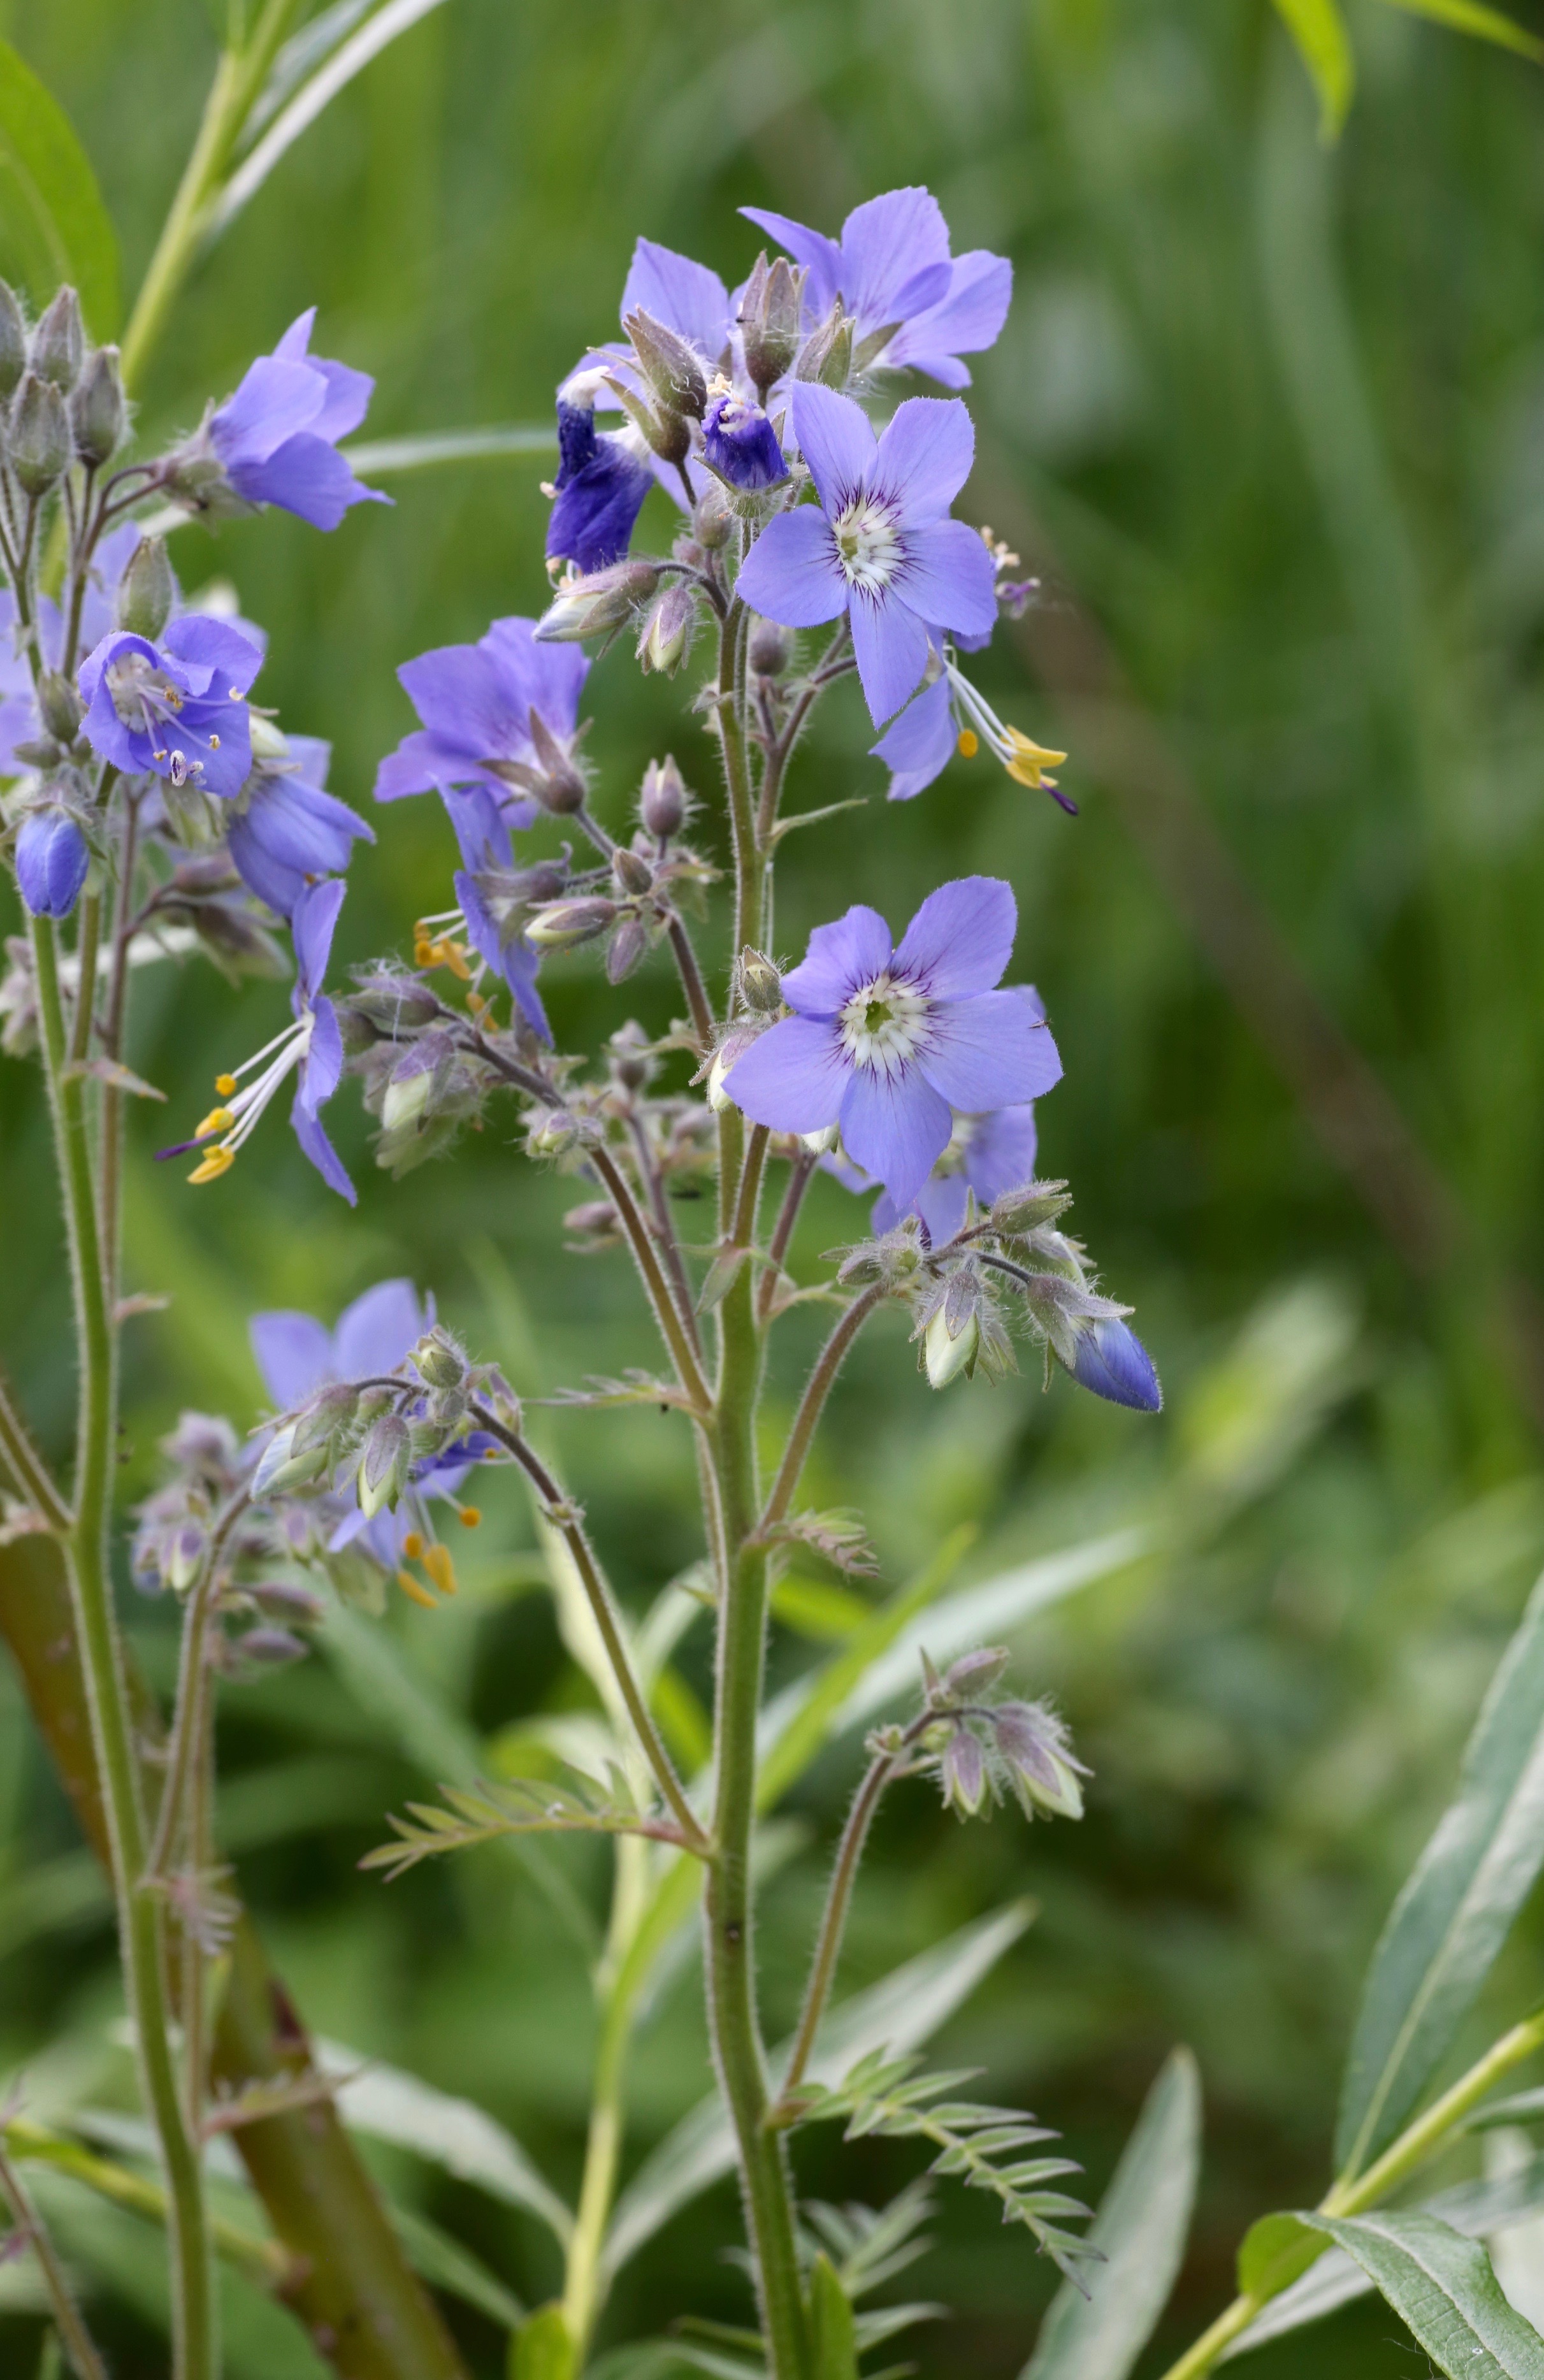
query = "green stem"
(30, 916, 217, 2380)
(1156, 2006, 1544, 2380)
(777, 1745, 898, 2107)
(591, 1144, 712, 1413)
(147, 1492, 249, 1884)
(732, 1122, 770, 1252)
(760, 1282, 890, 1534)
(667, 912, 718, 1048)
(561, 1831, 647, 2356)
(0, 1361, 69, 1529)
(4, 2117, 289, 2293)
(66, 895, 100, 1066)
(0, 2138, 108, 2380)
(718, 598, 761, 961)
(756, 1150, 816, 1325)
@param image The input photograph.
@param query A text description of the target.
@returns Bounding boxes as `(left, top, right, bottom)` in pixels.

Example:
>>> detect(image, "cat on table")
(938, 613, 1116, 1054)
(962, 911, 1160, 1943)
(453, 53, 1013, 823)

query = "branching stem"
(760, 1281, 892, 1534)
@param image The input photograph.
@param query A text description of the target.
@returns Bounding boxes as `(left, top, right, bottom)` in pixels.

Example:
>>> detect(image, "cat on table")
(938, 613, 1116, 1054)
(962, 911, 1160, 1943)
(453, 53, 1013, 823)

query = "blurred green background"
(4, 0, 1544, 2372)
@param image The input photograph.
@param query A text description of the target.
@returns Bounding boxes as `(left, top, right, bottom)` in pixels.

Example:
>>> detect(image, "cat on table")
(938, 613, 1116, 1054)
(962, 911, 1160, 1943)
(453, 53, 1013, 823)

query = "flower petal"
(894, 875, 1016, 996)
(335, 1279, 423, 1379)
(966, 1102, 1040, 1204)
(291, 877, 345, 1006)
(781, 905, 894, 1014)
(870, 672, 955, 801)
(837, 188, 953, 325)
(838, 1062, 952, 1211)
(848, 588, 929, 725)
(723, 1014, 850, 1133)
(918, 992, 1062, 1111)
(739, 205, 844, 317)
(162, 614, 265, 695)
(289, 1087, 356, 1204)
(886, 252, 1013, 381)
(735, 507, 848, 628)
(299, 998, 343, 1112)
(212, 357, 324, 466)
(897, 519, 997, 638)
(622, 238, 732, 360)
(249, 1311, 335, 1408)
(874, 398, 974, 526)
(1071, 1318, 1162, 1413)
(788, 382, 877, 514)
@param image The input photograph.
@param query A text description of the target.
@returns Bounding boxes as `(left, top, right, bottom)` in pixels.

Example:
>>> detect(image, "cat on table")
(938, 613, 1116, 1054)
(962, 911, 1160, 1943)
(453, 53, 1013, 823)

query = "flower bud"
(944, 1646, 1011, 1699)
(635, 581, 695, 676)
(990, 1179, 1073, 1234)
(993, 1701, 1089, 1821)
(1069, 1316, 1162, 1413)
(0, 282, 26, 400)
(116, 537, 175, 640)
(380, 1063, 435, 1134)
(359, 1413, 411, 1518)
(749, 617, 791, 677)
(703, 390, 787, 491)
(37, 671, 82, 744)
(528, 1107, 581, 1157)
(291, 1381, 361, 1460)
(564, 1197, 622, 1248)
(537, 560, 661, 642)
(612, 846, 653, 897)
(29, 287, 83, 392)
(738, 948, 781, 1013)
(623, 307, 708, 420)
(14, 807, 89, 918)
(234, 1626, 309, 1670)
(693, 480, 733, 551)
(925, 1303, 978, 1389)
(414, 1334, 465, 1390)
(247, 1580, 326, 1624)
(605, 911, 649, 983)
(639, 755, 687, 839)
(526, 897, 616, 951)
(740, 252, 803, 398)
(940, 1726, 990, 1819)
(348, 972, 442, 1032)
(69, 343, 124, 466)
(523, 708, 587, 813)
(707, 1021, 764, 1111)
(250, 1423, 331, 1499)
(10, 372, 70, 495)
(795, 299, 853, 391)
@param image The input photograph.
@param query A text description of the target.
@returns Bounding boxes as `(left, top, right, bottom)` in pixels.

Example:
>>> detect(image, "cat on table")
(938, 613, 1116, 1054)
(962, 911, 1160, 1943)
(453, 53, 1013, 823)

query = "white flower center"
(107, 650, 183, 730)
(839, 972, 930, 1075)
(832, 494, 902, 593)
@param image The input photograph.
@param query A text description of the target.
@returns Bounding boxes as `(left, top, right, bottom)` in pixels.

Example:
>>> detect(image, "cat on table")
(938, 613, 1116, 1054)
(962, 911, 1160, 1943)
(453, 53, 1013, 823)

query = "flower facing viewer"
(725, 876, 1060, 1211)
(78, 615, 263, 800)
(735, 383, 996, 723)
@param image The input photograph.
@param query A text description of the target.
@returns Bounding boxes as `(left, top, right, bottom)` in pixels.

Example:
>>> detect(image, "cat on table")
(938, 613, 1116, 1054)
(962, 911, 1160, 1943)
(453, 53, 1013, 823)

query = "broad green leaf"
(809, 2254, 859, 2380)
(0, 40, 119, 335)
(511, 2302, 577, 2380)
(756, 1528, 1144, 1810)
(1336, 1569, 1544, 2179)
(317, 2040, 575, 2249)
(1023, 2047, 1201, 2380)
(1272, 0, 1355, 140)
(387, 2202, 524, 2331)
(208, 0, 451, 239)
(1373, 0, 1543, 61)
(600, 1902, 1032, 2286)
(1236, 2211, 1322, 2300)
(1304, 2209, 1544, 2377)
(339, 426, 558, 476)
(1223, 2153, 1544, 2360)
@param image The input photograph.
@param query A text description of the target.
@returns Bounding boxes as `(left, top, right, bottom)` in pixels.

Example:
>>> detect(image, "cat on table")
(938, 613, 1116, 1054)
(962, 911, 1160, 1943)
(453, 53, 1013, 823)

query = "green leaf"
(1236, 2211, 1324, 2301)
(600, 1902, 1032, 2287)
(387, 2202, 524, 2332)
(1023, 2047, 1202, 2380)
(1373, 0, 1543, 62)
(1336, 1569, 1544, 2180)
(1271, 0, 1356, 139)
(510, 2303, 577, 2380)
(339, 426, 559, 476)
(1304, 2209, 1544, 2377)
(809, 2254, 859, 2380)
(315, 2040, 575, 2250)
(0, 39, 119, 335)
(207, 0, 451, 240)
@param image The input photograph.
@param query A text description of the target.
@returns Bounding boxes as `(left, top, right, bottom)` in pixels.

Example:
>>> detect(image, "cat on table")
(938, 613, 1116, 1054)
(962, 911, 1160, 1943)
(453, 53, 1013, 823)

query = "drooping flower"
(162, 877, 352, 1200)
(735, 384, 996, 724)
(702, 387, 787, 490)
(375, 615, 589, 833)
(440, 786, 552, 1041)
(78, 616, 263, 800)
(741, 187, 1012, 388)
(227, 733, 374, 918)
(725, 876, 1061, 1211)
(15, 807, 89, 918)
(201, 310, 389, 530)
(876, 1096, 1041, 1244)
(0, 524, 153, 774)
(545, 382, 654, 571)
(872, 648, 1071, 809)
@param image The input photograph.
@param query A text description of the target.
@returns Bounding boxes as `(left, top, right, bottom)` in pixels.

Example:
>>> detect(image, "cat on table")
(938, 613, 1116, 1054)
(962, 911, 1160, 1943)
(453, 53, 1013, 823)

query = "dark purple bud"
(639, 755, 687, 839)
(703, 391, 787, 491)
(941, 1726, 989, 1819)
(234, 1626, 309, 1670)
(749, 617, 791, 677)
(605, 912, 649, 984)
(1070, 1317, 1162, 1413)
(612, 846, 652, 898)
(993, 1701, 1090, 1820)
(15, 807, 88, 918)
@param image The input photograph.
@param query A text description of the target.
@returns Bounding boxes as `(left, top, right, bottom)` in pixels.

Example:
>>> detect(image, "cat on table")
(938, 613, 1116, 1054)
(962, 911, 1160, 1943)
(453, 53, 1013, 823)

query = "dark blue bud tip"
(1071, 1318, 1162, 1412)
(702, 390, 788, 492)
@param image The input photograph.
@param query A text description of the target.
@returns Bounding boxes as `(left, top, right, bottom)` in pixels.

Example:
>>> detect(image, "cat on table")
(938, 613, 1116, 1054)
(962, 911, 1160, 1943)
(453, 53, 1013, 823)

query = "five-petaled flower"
(735, 383, 996, 724)
(78, 615, 263, 801)
(162, 877, 352, 1200)
(741, 187, 1012, 389)
(375, 614, 589, 833)
(205, 310, 389, 531)
(725, 876, 1061, 1211)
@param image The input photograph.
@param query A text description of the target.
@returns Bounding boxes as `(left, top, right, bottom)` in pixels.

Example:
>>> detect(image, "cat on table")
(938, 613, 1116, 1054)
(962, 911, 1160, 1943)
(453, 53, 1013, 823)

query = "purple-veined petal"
(838, 1062, 952, 1212)
(739, 206, 844, 317)
(870, 673, 954, 801)
(291, 877, 345, 1006)
(723, 1014, 851, 1133)
(290, 1088, 356, 1204)
(897, 519, 997, 638)
(873, 398, 974, 526)
(894, 874, 1017, 996)
(966, 1102, 1040, 1204)
(335, 1279, 424, 1380)
(788, 382, 876, 514)
(837, 187, 953, 325)
(621, 239, 732, 359)
(918, 992, 1062, 1111)
(735, 507, 848, 628)
(299, 997, 343, 1113)
(780, 905, 893, 1015)
(848, 588, 929, 725)
(250, 1310, 335, 1408)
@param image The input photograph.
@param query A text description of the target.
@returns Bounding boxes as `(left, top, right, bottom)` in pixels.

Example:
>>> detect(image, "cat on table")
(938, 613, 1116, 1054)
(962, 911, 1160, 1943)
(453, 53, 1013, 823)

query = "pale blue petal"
(735, 507, 848, 628)
(788, 382, 877, 514)
(838, 1063, 952, 1212)
(918, 993, 1062, 1110)
(894, 876, 1016, 996)
(848, 588, 929, 725)
(723, 1014, 850, 1132)
(781, 905, 893, 1014)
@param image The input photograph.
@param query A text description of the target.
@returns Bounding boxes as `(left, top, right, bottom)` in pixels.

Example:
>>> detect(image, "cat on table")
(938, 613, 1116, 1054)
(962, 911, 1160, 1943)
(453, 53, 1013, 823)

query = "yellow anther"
(401, 1531, 424, 1560)
(196, 1106, 234, 1137)
(441, 939, 472, 982)
(208, 733, 220, 749)
(414, 939, 437, 968)
(396, 1568, 439, 1610)
(188, 1144, 235, 1185)
(413, 919, 429, 939)
(466, 991, 486, 1016)
(458, 1506, 482, 1529)
(214, 1073, 237, 1097)
(956, 729, 979, 760)
(422, 1543, 458, 1596)
(1002, 727, 1069, 790)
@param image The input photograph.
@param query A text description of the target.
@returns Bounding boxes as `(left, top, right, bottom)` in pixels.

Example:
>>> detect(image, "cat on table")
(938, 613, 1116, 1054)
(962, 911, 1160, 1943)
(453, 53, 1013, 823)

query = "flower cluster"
(885, 1646, 1091, 1825)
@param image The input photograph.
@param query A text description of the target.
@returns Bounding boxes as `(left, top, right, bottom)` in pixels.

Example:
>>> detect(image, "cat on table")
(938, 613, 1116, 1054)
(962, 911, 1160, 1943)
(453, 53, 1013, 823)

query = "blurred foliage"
(3, 0, 1544, 2374)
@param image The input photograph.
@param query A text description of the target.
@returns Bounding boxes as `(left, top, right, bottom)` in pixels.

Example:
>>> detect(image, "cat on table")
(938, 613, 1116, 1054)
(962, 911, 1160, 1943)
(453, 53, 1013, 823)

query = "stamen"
(396, 1569, 440, 1610)
(188, 1145, 235, 1185)
(402, 1531, 424, 1559)
(215, 1073, 236, 1095)
(196, 1106, 234, 1136)
(422, 1543, 458, 1596)
(957, 730, 978, 758)
(459, 1506, 482, 1529)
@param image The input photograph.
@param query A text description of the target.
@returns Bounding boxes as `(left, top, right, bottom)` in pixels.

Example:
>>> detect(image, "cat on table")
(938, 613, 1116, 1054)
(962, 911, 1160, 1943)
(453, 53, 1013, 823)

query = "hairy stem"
(147, 1491, 249, 1883)
(756, 1150, 817, 1324)
(760, 1281, 891, 1534)
(67, 895, 101, 1065)
(561, 1831, 649, 2355)
(732, 1121, 770, 1251)
(776, 1742, 903, 2108)
(626, 1111, 703, 1366)
(0, 1361, 69, 1529)
(667, 911, 718, 1048)
(0, 2138, 108, 2380)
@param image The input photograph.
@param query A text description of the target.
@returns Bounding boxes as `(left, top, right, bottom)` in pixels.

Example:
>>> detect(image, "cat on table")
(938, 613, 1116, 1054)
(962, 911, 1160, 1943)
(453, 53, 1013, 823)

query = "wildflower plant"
(5, 15, 1544, 2380)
